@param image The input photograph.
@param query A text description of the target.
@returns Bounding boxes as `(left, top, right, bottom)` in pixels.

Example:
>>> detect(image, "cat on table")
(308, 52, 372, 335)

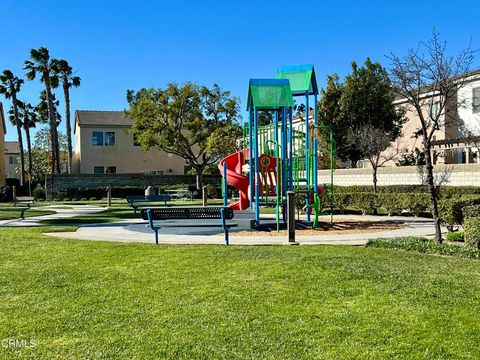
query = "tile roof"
(75, 110, 133, 132)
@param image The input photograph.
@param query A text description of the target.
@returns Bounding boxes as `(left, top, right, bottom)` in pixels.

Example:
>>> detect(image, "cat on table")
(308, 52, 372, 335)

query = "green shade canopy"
(247, 79, 294, 110)
(276, 64, 318, 96)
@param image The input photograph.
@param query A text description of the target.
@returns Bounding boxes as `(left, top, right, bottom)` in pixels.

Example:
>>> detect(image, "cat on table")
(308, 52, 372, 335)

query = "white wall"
(458, 78, 480, 136)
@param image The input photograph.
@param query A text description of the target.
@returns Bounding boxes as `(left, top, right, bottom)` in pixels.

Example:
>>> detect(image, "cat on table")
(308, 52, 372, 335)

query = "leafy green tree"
(24, 47, 61, 174)
(9, 100, 37, 180)
(0, 70, 26, 185)
(52, 59, 80, 173)
(31, 127, 68, 180)
(318, 60, 405, 168)
(126, 83, 242, 191)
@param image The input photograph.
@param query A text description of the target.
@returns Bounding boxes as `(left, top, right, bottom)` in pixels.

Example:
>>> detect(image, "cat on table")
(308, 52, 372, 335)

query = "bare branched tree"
(347, 124, 403, 193)
(389, 28, 476, 243)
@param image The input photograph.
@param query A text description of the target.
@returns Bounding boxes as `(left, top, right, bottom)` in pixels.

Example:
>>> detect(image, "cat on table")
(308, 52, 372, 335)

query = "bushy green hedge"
(334, 185, 480, 199)
(446, 231, 464, 242)
(464, 217, 480, 249)
(33, 184, 46, 201)
(335, 192, 430, 216)
(57, 186, 147, 200)
(438, 196, 480, 231)
(463, 205, 480, 220)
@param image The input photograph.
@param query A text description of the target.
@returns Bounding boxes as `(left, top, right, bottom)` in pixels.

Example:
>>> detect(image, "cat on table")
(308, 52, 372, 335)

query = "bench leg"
(154, 229, 159, 244)
(224, 228, 229, 246)
(20, 208, 26, 220)
(221, 208, 229, 245)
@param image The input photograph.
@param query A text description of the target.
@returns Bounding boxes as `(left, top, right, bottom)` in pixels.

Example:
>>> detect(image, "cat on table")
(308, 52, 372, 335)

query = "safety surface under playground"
(4, 205, 440, 246)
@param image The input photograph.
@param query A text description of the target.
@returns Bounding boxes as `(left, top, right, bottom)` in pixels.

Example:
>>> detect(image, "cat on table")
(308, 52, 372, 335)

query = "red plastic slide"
(218, 149, 250, 210)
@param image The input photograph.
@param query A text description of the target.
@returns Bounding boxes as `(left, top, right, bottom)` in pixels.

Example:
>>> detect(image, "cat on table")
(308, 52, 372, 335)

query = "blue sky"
(0, 0, 479, 143)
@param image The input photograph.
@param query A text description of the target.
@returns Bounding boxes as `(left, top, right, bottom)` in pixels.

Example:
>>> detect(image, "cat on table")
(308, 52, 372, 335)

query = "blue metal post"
(313, 94, 318, 195)
(305, 92, 310, 222)
(288, 107, 293, 191)
(249, 109, 254, 209)
(254, 108, 260, 226)
(223, 160, 228, 207)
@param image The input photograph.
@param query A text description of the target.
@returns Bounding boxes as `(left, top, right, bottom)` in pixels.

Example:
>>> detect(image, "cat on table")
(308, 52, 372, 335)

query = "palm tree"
(10, 101, 37, 180)
(0, 70, 25, 185)
(36, 90, 62, 172)
(24, 47, 61, 173)
(52, 59, 80, 173)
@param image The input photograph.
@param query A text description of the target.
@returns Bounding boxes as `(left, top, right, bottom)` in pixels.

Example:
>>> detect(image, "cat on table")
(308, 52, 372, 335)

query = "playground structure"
(219, 65, 335, 230)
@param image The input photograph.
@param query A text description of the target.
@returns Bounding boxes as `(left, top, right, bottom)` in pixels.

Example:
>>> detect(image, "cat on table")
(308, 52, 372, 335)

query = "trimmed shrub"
(32, 184, 46, 201)
(378, 193, 404, 216)
(463, 205, 480, 220)
(464, 217, 480, 249)
(334, 193, 352, 213)
(446, 231, 464, 242)
(439, 196, 480, 231)
(402, 193, 430, 216)
(350, 192, 379, 215)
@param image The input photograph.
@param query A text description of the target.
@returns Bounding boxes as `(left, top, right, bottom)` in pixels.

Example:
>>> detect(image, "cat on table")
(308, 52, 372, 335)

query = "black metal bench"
(14, 197, 34, 208)
(126, 195, 172, 214)
(141, 207, 236, 245)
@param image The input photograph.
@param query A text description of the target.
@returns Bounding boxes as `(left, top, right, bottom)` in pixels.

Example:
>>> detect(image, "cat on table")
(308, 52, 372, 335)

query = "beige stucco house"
(72, 110, 186, 174)
(4, 141, 19, 179)
(0, 103, 6, 185)
(392, 70, 480, 165)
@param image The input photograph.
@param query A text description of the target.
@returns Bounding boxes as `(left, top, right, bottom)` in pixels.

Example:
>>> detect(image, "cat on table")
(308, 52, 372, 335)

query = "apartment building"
(0, 103, 6, 185)
(393, 70, 480, 165)
(4, 141, 19, 179)
(72, 110, 186, 174)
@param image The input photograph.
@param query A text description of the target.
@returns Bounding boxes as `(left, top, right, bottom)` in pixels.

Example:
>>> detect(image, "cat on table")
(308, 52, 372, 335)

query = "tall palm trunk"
(11, 94, 25, 185)
(24, 124, 33, 180)
(43, 72, 60, 173)
(63, 82, 72, 173)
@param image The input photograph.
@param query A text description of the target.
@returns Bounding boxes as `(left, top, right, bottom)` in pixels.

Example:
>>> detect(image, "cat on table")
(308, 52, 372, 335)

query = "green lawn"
(1, 228, 480, 359)
(0, 208, 55, 220)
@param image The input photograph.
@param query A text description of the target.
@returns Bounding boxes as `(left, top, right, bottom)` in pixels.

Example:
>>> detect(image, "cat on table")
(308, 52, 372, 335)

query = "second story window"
(430, 101, 440, 119)
(92, 131, 115, 146)
(473, 87, 480, 114)
(8, 155, 17, 165)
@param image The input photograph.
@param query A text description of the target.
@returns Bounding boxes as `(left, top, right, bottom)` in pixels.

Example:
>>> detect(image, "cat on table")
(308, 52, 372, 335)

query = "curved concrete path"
(44, 211, 439, 246)
(0, 204, 105, 227)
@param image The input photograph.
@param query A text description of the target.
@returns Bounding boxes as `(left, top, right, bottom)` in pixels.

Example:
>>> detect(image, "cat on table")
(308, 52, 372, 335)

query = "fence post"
(202, 186, 208, 207)
(286, 191, 299, 245)
(106, 186, 112, 208)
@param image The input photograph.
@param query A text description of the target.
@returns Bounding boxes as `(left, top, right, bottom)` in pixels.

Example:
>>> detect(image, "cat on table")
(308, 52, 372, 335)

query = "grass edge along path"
(367, 236, 480, 259)
(0, 228, 480, 358)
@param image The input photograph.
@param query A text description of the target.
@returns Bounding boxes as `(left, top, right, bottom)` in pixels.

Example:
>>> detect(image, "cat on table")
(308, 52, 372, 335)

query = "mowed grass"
(0, 208, 55, 220)
(1, 228, 480, 359)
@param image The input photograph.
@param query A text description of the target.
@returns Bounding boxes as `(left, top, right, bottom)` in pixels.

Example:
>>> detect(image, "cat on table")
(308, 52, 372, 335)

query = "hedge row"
(334, 185, 480, 199)
(438, 196, 480, 231)
(334, 192, 431, 216)
(55, 184, 229, 200)
(464, 217, 480, 249)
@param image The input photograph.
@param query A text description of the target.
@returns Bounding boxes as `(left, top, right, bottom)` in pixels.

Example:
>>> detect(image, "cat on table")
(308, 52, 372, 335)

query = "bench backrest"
(126, 195, 171, 204)
(141, 207, 234, 220)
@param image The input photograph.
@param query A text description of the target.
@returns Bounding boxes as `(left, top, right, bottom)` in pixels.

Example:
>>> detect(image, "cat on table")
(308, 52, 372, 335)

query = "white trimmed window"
(473, 87, 480, 114)
(92, 131, 116, 146)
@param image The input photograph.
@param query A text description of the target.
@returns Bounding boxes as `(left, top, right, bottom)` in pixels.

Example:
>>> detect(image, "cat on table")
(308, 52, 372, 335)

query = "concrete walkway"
(43, 210, 439, 246)
(0, 205, 439, 246)
(0, 204, 105, 227)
